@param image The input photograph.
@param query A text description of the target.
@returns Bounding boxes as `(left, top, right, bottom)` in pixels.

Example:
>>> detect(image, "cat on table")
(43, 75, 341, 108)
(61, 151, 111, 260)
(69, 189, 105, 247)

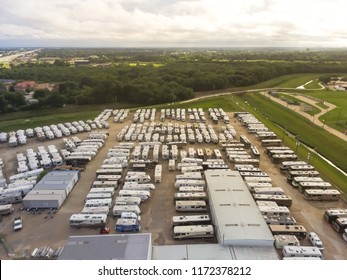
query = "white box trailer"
(175, 180, 206, 188)
(181, 157, 203, 165)
(124, 174, 151, 183)
(169, 159, 176, 171)
(114, 196, 141, 206)
(96, 175, 121, 182)
(81, 206, 110, 215)
(96, 169, 123, 176)
(154, 164, 162, 183)
(85, 193, 113, 201)
(89, 187, 115, 196)
(181, 166, 203, 173)
(84, 198, 113, 209)
(246, 182, 273, 191)
(118, 190, 150, 201)
(100, 164, 123, 170)
(93, 180, 118, 189)
(112, 205, 141, 216)
(176, 172, 202, 180)
(123, 182, 155, 191)
(253, 187, 285, 195)
(177, 162, 197, 171)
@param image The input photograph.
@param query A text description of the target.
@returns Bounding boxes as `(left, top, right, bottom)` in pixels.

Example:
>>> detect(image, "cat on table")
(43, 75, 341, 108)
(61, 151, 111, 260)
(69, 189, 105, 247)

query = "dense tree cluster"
(1, 48, 347, 113)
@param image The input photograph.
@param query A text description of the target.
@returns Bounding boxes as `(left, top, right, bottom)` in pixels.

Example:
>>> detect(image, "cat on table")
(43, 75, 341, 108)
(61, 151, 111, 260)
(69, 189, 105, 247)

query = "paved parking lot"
(0, 110, 346, 259)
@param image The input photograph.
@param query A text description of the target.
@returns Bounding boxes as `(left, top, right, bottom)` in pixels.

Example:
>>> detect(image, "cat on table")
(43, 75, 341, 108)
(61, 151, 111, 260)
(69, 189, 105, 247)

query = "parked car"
(308, 232, 324, 251)
(100, 227, 110, 234)
(13, 217, 23, 231)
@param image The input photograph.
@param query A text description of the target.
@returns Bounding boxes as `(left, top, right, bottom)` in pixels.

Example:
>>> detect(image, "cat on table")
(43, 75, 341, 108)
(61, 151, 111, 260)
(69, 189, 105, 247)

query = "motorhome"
(303, 189, 340, 201)
(253, 194, 292, 207)
(154, 164, 162, 183)
(85, 192, 113, 201)
(175, 200, 207, 212)
(274, 235, 300, 249)
(176, 172, 202, 181)
(122, 183, 155, 191)
(69, 214, 107, 228)
(175, 180, 206, 188)
(92, 180, 119, 189)
(282, 246, 322, 259)
(84, 198, 113, 209)
(323, 209, 347, 223)
(172, 214, 211, 226)
(115, 219, 141, 232)
(174, 192, 208, 202)
(0, 204, 15, 215)
(81, 206, 110, 215)
(112, 205, 141, 216)
(173, 225, 214, 239)
(269, 225, 307, 239)
(118, 190, 150, 201)
(114, 196, 141, 206)
(332, 218, 347, 233)
(297, 181, 332, 193)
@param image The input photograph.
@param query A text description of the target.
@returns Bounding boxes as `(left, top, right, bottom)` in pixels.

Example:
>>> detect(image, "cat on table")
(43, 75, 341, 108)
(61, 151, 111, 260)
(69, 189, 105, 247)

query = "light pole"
(322, 119, 325, 128)
(307, 152, 311, 163)
(282, 126, 286, 142)
(295, 138, 300, 153)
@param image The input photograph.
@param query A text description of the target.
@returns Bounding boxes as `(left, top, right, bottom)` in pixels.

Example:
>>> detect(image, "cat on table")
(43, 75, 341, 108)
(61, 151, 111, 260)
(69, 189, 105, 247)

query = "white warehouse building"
(204, 169, 274, 247)
(22, 170, 80, 209)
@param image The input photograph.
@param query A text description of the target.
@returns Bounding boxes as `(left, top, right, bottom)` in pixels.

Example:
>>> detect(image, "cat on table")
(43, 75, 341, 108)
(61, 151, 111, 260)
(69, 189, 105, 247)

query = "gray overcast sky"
(1, 0, 347, 47)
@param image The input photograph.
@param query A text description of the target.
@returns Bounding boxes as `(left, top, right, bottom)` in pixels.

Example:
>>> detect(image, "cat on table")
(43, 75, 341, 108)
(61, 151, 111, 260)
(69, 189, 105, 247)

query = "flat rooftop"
(205, 170, 274, 247)
(58, 234, 152, 260)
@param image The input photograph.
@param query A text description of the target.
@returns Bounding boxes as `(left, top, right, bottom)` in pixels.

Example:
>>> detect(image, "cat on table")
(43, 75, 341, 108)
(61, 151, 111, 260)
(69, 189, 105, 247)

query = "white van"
(307, 232, 324, 251)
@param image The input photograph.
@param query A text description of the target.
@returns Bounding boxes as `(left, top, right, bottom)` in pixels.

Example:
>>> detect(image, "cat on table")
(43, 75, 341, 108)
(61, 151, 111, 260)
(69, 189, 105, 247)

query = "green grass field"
(176, 92, 347, 192)
(298, 89, 347, 132)
(246, 73, 324, 89)
(276, 93, 321, 116)
(0, 102, 138, 131)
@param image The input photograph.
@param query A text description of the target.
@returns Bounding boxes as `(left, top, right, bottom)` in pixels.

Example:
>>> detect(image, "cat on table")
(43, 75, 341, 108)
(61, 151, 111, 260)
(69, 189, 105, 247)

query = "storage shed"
(22, 171, 80, 209)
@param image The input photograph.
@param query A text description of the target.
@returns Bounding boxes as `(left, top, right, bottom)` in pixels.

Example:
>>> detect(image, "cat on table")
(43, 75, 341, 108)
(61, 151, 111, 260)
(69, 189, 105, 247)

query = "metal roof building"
(152, 244, 278, 260)
(204, 170, 274, 247)
(22, 190, 66, 209)
(22, 171, 80, 209)
(33, 170, 80, 195)
(58, 234, 152, 260)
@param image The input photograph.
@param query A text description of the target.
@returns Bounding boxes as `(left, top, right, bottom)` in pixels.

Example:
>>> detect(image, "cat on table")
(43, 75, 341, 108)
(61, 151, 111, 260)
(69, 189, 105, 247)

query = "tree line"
(1, 51, 347, 113)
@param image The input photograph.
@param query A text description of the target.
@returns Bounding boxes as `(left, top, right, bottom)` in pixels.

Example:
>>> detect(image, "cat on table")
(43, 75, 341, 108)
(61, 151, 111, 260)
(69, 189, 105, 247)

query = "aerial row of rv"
(172, 156, 232, 240)
(69, 142, 154, 232)
(234, 112, 347, 259)
(0, 130, 110, 223)
(0, 108, 125, 147)
(118, 108, 232, 145)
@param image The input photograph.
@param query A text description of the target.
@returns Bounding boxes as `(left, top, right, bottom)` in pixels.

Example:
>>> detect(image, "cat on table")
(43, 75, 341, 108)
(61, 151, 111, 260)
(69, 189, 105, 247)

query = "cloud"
(0, 0, 347, 47)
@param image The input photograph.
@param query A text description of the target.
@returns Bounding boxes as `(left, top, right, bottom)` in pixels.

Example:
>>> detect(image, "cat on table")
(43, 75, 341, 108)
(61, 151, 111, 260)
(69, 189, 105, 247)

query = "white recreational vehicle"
(69, 213, 107, 228)
(112, 205, 141, 216)
(118, 190, 150, 201)
(114, 196, 141, 206)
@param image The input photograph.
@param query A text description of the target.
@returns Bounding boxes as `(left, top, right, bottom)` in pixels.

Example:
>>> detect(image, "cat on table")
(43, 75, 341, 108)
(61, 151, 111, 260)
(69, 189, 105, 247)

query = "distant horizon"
(1, 46, 347, 50)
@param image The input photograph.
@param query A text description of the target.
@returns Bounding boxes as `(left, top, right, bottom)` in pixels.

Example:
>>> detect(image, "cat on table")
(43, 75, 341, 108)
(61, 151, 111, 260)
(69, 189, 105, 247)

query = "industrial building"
(22, 170, 80, 209)
(58, 233, 152, 260)
(204, 169, 274, 247)
(152, 244, 278, 260)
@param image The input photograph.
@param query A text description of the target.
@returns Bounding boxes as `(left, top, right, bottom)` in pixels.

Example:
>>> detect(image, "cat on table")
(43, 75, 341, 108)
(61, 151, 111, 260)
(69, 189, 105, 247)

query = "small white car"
(308, 232, 324, 251)
(13, 217, 23, 231)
